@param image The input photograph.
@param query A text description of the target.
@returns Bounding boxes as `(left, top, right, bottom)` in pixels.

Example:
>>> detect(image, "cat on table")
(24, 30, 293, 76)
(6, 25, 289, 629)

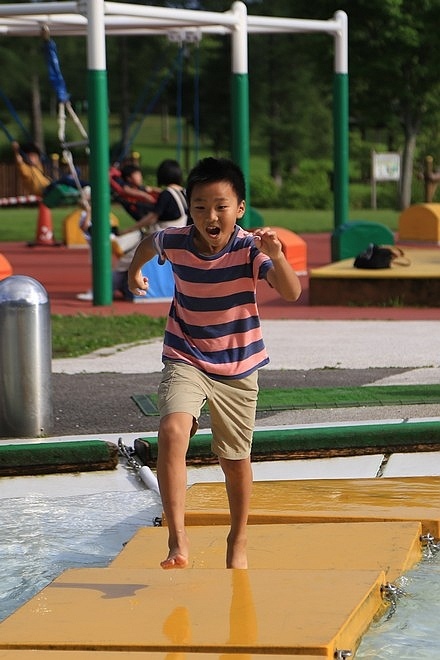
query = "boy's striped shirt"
(153, 225, 273, 378)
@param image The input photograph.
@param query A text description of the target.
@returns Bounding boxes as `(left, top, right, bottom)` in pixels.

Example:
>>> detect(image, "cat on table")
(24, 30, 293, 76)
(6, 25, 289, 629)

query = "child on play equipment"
(127, 157, 302, 569)
(114, 159, 188, 300)
(111, 163, 160, 221)
(11, 141, 51, 196)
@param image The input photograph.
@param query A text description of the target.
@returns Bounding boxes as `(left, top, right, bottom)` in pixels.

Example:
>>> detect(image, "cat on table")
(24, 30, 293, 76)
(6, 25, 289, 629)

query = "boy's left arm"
(253, 228, 302, 302)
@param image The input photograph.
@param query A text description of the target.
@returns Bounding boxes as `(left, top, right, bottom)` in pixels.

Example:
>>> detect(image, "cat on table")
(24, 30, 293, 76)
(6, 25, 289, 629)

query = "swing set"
(0, 26, 88, 211)
(0, 1, 348, 303)
(110, 30, 201, 219)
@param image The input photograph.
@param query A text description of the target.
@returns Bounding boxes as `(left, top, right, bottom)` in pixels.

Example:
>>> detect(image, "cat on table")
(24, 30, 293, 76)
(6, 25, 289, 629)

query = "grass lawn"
(0, 204, 400, 243)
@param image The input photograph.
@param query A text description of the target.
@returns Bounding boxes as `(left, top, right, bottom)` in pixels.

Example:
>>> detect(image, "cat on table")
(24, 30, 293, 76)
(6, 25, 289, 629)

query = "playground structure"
(0, 1, 349, 306)
(397, 157, 440, 243)
(399, 203, 440, 244)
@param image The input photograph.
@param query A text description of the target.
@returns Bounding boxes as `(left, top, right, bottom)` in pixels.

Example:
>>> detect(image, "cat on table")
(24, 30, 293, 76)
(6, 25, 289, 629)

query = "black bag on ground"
(353, 243, 410, 269)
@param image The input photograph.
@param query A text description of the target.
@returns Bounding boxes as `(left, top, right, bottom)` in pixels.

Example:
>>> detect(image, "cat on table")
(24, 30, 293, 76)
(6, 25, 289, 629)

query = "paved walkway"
(47, 319, 440, 439)
(54, 319, 440, 378)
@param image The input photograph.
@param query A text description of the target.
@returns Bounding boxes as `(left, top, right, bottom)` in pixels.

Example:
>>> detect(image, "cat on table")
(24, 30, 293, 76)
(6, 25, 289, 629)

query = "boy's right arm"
(127, 234, 157, 296)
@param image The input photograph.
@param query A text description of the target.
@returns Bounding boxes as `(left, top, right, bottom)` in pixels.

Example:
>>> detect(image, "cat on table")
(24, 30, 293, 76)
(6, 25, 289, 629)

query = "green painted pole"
(231, 72, 250, 226)
(333, 72, 349, 232)
(86, 0, 112, 306)
(331, 11, 349, 261)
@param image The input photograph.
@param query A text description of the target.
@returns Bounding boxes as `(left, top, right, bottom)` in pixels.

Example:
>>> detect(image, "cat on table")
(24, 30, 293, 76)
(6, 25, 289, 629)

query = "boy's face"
(189, 180, 245, 255)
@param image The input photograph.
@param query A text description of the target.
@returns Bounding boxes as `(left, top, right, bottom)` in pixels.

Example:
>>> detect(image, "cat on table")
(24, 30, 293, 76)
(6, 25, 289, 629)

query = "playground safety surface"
(2, 232, 440, 320)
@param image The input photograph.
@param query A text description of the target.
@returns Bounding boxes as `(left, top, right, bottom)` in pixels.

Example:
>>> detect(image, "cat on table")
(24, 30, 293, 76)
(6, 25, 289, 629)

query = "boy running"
(128, 157, 301, 569)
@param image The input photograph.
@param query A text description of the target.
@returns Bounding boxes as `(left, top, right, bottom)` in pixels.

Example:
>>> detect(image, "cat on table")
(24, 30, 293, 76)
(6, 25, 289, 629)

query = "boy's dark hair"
(156, 159, 183, 187)
(120, 164, 142, 181)
(186, 157, 246, 204)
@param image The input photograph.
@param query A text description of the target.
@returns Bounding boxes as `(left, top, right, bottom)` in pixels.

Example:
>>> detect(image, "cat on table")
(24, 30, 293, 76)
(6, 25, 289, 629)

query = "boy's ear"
(237, 200, 246, 218)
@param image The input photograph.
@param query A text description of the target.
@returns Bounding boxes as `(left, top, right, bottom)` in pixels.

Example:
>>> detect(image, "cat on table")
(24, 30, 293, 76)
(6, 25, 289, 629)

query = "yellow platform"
(1, 478, 435, 657)
(62, 208, 120, 248)
(0, 653, 317, 659)
(111, 521, 421, 581)
(309, 247, 440, 306)
(0, 566, 386, 658)
(183, 477, 440, 536)
(398, 203, 440, 243)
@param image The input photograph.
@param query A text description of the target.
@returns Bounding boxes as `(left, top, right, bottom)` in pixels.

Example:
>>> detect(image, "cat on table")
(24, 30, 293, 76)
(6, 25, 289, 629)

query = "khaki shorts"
(157, 361, 259, 460)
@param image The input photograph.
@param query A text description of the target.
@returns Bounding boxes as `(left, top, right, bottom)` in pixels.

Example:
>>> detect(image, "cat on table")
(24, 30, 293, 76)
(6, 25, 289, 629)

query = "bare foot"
(160, 551, 189, 570)
(161, 532, 189, 569)
(226, 533, 248, 569)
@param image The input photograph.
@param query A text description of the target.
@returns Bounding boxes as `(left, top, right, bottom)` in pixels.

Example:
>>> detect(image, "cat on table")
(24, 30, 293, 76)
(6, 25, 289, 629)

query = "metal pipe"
(0, 276, 52, 438)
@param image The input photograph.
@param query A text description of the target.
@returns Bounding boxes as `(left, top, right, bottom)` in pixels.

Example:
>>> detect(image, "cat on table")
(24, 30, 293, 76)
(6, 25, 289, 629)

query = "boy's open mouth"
(207, 226, 220, 236)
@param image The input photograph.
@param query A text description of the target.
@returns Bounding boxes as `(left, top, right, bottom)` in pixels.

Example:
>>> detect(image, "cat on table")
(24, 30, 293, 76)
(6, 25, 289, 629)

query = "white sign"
(372, 152, 401, 181)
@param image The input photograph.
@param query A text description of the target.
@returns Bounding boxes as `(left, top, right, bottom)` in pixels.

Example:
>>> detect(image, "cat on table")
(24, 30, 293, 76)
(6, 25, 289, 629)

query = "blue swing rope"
(193, 42, 200, 163)
(43, 36, 70, 105)
(115, 51, 182, 165)
(0, 88, 34, 144)
(175, 43, 184, 164)
(41, 27, 88, 204)
(0, 117, 15, 143)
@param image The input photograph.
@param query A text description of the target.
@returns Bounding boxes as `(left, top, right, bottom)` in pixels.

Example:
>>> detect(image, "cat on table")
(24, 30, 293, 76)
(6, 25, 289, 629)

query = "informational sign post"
(371, 151, 401, 209)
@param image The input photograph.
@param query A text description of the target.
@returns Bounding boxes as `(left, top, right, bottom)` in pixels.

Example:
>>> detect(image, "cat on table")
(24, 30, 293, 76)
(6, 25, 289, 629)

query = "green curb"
(0, 440, 118, 476)
(137, 420, 440, 465)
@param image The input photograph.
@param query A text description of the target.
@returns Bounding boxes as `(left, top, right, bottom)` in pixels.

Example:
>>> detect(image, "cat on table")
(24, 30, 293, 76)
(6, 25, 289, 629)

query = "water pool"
(355, 550, 440, 658)
(0, 487, 162, 622)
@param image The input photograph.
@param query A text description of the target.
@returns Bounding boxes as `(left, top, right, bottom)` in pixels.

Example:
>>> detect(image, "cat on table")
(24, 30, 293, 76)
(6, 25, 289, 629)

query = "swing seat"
(43, 183, 82, 209)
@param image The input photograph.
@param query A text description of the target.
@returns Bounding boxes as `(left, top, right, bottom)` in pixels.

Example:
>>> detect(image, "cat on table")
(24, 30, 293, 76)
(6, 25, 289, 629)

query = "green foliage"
(250, 174, 280, 208)
(51, 314, 166, 358)
(349, 182, 401, 210)
(3, 2, 440, 215)
(280, 160, 333, 210)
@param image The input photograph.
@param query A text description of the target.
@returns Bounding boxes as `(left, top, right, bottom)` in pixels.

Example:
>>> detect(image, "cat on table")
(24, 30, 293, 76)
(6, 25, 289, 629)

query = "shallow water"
(0, 490, 162, 622)
(356, 550, 440, 658)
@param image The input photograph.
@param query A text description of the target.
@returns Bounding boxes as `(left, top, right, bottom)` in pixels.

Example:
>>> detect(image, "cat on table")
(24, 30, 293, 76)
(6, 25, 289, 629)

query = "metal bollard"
(0, 275, 53, 438)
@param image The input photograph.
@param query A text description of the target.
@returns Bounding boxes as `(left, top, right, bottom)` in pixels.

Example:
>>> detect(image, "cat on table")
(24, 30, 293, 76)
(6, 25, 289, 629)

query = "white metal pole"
(86, 0, 112, 305)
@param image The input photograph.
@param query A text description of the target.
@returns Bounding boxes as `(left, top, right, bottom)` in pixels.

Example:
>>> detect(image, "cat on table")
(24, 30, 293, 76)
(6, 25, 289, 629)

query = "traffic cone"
(28, 202, 61, 247)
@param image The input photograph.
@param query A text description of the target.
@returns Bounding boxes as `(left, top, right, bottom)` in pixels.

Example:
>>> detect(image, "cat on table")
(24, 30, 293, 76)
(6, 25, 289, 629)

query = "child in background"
(11, 141, 51, 196)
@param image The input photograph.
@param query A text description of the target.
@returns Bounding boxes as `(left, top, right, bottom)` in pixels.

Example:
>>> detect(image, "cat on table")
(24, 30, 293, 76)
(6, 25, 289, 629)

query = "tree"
(288, 0, 440, 209)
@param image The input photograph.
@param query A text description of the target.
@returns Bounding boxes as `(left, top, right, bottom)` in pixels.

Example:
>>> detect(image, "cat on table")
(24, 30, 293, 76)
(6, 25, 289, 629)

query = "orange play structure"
(273, 227, 307, 273)
(398, 203, 440, 243)
(0, 253, 12, 280)
(254, 226, 307, 273)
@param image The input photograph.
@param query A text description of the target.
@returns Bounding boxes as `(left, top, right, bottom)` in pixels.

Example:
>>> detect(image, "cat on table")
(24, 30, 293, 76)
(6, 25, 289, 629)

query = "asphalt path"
(51, 320, 440, 437)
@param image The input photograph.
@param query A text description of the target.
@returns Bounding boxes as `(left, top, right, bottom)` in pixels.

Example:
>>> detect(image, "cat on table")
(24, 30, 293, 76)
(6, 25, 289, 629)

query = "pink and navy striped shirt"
(153, 224, 273, 379)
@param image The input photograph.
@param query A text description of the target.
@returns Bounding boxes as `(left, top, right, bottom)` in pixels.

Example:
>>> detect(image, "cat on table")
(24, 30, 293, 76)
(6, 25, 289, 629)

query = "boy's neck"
(193, 228, 235, 255)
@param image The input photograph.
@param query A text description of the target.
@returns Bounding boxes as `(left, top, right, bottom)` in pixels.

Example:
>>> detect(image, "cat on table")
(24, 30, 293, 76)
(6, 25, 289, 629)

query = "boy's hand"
(252, 227, 283, 260)
(128, 270, 149, 297)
